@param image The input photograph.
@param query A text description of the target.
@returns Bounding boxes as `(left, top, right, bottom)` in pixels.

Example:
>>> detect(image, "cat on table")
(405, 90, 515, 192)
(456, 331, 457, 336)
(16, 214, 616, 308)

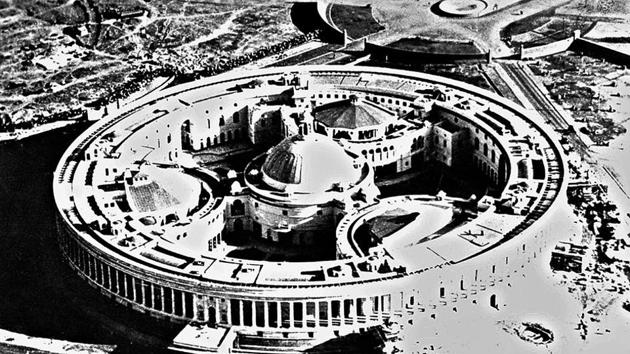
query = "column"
(76, 248, 81, 270)
(112, 269, 118, 293)
(107, 265, 113, 291)
(146, 281, 152, 308)
(132, 277, 137, 302)
(276, 301, 281, 328)
(214, 298, 220, 324)
(192, 294, 199, 321)
(315, 301, 320, 328)
(340, 300, 346, 326)
(377, 296, 383, 322)
(122, 273, 128, 298)
(289, 301, 294, 328)
(264, 301, 270, 328)
(98, 262, 103, 286)
(83, 250, 88, 274)
(239, 300, 244, 326)
(327, 300, 333, 327)
(85, 251, 90, 275)
(79, 249, 85, 273)
(147, 282, 154, 309)
(362, 298, 371, 322)
(302, 301, 307, 328)
(171, 289, 176, 316)
(181, 291, 186, 318)
(251, 301, 255, 327)
(203, 296, 209, 323)
(86, 254, 91, 278)
(350, 298, 356, 324)
(89, 257, 94, 279)
(226, 299, 232, 325)
(141, 280, 146, 307)
(160, 287, 165, 312)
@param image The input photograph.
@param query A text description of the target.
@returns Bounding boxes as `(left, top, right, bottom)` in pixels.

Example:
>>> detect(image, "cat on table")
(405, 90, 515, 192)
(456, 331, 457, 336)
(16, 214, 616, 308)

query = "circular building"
(53, 65, 566, 352)
(437, 0, 488, 17)
(312, 95, 397, 141)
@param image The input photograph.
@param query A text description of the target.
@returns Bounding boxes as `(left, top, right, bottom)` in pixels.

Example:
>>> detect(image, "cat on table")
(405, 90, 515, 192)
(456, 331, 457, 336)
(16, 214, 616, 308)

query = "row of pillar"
(64, 231, 193, 318)
(61, 221, 547, 330)
(66, 233, 399, 328)
(192, 295, 396, 329)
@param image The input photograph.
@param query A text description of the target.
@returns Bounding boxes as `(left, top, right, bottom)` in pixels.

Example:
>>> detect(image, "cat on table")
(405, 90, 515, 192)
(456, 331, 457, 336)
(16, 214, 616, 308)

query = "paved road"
(499, 61, 592, 158)
(266, 43, 343, 67)
(479, 64, 522, 104)
(500, 62, 569, 129)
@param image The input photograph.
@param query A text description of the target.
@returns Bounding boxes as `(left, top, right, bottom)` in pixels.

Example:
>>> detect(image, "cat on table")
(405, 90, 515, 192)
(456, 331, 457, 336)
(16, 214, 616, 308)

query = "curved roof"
(313, 95, 395, 129)
(125, 165, 200, 214)
(261, 134, 361, 193)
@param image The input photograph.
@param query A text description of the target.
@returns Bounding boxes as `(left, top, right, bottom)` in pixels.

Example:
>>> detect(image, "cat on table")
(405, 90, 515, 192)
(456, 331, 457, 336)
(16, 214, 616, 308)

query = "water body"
(0, 124, 180, 353)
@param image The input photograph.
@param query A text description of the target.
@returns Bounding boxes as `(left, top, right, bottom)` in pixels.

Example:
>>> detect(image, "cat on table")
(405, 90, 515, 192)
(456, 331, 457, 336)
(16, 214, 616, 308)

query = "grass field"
(388, 37, 482, 55)
(329, 4, 384, 39)
(500, 7, 594, 47)
(0, 0, 300, 126)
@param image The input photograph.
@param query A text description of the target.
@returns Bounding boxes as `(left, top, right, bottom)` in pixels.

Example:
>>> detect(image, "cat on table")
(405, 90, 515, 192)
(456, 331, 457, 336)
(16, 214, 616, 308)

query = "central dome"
(261, 134, 361, 193)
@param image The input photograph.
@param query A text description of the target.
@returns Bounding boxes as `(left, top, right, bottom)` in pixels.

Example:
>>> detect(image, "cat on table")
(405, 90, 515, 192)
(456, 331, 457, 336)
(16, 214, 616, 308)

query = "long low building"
(53, 65, 567, 352)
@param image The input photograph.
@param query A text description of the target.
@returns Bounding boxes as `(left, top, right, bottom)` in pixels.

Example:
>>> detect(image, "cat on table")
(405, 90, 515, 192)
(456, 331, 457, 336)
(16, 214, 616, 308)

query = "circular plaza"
(437, 0, 488, 17)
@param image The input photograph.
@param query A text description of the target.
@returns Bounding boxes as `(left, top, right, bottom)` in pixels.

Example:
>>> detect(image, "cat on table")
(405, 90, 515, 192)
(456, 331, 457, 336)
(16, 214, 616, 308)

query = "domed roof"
(313, 95, 395, 129)
(125, 165, 200, 214)
(261, 134, 361, 193)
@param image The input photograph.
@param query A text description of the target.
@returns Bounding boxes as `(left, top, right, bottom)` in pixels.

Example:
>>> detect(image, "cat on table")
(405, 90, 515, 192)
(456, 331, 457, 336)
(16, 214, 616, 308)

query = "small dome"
(261, 134, 361, 193)
(230, 181, 243, 194)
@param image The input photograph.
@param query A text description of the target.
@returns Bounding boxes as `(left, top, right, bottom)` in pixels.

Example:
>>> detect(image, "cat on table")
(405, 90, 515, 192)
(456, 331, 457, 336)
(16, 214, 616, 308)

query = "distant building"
(550, 241, 588, 273)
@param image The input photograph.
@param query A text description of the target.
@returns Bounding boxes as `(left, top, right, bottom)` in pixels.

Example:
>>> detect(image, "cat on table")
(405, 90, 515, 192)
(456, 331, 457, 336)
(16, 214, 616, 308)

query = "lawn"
(330, 4, 385, 39)
(388, 37, 482, 55)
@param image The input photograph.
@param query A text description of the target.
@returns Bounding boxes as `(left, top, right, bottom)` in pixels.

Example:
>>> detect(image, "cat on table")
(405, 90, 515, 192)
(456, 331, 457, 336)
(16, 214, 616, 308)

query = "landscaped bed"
(330, 4, 384, 39)
(500, 8, 594, 48)
(388, 37, 482, 55)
